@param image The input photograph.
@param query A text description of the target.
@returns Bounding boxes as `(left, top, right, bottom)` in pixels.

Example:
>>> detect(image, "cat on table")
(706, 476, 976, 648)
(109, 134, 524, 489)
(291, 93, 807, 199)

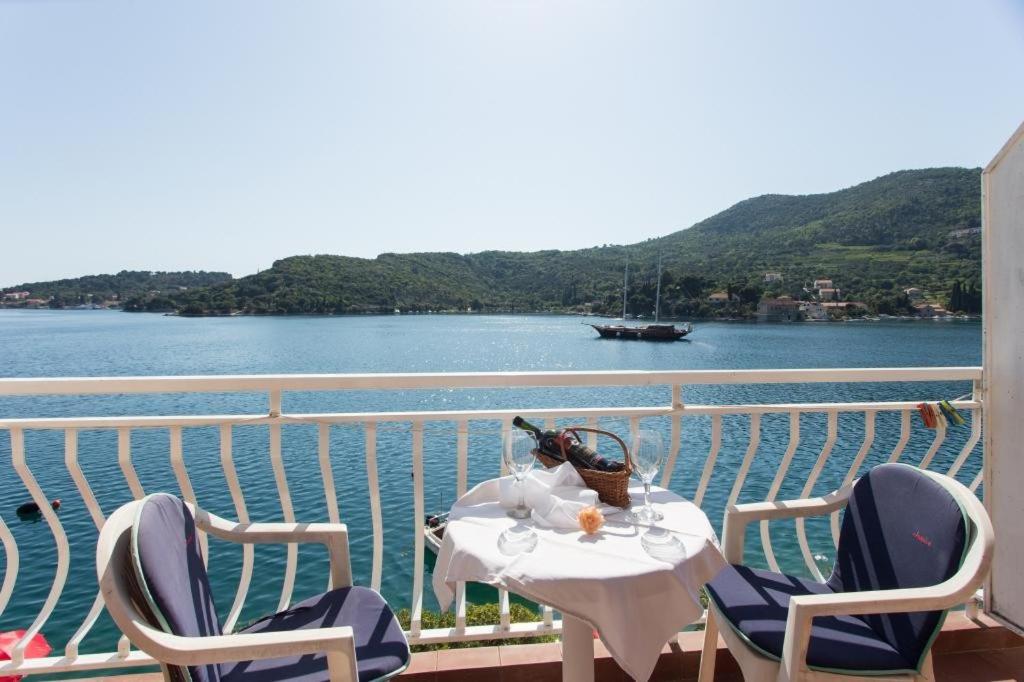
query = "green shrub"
(395, 603, 557, 651)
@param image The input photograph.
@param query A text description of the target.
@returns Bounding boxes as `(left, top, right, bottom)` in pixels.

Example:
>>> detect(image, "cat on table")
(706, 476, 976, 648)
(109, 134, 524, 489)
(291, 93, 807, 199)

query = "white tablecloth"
(432, 477, 728, 682)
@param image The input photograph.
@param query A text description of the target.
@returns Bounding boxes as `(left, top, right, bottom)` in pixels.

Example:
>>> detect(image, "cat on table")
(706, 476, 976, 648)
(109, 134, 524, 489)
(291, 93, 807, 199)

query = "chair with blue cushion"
(698, 463, 993, 682)
(97, 494, 410, 682)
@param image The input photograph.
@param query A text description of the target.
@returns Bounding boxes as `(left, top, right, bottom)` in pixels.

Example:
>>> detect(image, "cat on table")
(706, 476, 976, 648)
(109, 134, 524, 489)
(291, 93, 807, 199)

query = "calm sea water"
(0, 310, 982, 652)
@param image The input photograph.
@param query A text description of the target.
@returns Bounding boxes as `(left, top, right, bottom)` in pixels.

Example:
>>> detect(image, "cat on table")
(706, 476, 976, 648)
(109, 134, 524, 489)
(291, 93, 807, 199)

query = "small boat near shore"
(424, 511, 448, 554)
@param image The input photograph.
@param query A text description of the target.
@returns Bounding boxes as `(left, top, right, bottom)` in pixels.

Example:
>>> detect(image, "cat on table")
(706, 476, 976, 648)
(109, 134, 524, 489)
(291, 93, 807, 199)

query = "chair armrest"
(140, 620, 359, 682)
(721, 486, 852, 563)
(194, 510, 352, 588)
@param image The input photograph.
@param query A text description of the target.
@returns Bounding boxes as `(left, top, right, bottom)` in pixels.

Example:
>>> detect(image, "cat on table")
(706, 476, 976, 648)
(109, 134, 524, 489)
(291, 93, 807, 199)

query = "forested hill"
(165, 167, 981, 317)
(0, 271, 232, 307)
(6, 167, 982, 317)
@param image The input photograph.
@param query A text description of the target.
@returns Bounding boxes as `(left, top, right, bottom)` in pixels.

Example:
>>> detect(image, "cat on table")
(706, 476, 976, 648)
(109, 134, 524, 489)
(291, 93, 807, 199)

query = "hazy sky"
(2, 1, 1023, 284)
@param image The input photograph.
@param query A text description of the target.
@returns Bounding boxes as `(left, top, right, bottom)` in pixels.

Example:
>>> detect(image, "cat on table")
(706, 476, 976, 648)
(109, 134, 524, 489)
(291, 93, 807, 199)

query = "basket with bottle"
(512, 416, 633, 507)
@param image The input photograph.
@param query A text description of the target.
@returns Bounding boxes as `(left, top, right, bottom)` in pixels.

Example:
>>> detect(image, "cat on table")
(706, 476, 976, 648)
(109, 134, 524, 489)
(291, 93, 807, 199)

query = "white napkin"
(498, 463, 602, 529)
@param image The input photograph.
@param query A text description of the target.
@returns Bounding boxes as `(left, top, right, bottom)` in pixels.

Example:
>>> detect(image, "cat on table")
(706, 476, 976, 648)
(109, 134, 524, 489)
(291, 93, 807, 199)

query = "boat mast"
(655, 255, 662, 323)
(622, 260, 629, 320)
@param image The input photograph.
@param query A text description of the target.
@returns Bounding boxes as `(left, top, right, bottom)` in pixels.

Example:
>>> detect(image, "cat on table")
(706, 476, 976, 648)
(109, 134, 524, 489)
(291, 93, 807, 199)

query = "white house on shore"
(819, 287, 841, 301)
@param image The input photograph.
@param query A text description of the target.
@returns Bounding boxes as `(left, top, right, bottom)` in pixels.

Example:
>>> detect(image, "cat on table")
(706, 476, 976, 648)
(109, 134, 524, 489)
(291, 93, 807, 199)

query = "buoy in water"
(15, 500, 61, 517)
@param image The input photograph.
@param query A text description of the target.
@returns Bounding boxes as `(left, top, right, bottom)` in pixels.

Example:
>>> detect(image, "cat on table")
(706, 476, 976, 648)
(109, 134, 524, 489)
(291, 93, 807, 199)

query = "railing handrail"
(0, 366, 984, 396)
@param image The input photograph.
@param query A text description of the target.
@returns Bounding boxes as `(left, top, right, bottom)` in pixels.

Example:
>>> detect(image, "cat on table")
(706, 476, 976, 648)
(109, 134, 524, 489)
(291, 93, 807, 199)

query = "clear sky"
(2, 1, 1022, 285)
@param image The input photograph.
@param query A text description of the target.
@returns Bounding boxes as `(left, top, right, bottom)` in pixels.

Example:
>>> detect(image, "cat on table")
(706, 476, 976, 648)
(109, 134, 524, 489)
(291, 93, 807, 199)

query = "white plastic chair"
(97, 494, 410, 682)
(698, 464, 993, 682)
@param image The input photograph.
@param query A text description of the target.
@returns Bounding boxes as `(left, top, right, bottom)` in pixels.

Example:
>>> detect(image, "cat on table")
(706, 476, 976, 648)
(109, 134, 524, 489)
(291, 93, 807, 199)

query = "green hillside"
(167, 167, 981, 317)
(1, 271, 233, 308)
(9, 167, 981, 317)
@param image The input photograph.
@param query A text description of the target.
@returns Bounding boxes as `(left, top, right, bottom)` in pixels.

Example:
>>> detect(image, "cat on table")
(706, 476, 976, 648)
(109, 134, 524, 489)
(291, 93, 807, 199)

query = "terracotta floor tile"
(498, 642, 563, 665)
(935, 651, 1019, 682)
(398, 650, 438, 681)
(435, 646, 502, 682)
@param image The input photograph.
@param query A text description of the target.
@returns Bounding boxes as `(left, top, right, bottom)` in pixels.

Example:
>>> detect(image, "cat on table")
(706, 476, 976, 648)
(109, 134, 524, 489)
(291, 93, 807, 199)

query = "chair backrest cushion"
(826, 463, 968, 671)
(131, 494, 222, 682)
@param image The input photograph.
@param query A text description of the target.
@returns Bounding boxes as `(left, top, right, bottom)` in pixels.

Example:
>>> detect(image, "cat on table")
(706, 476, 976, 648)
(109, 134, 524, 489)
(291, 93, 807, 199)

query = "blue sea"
(0, 310, 982, 654)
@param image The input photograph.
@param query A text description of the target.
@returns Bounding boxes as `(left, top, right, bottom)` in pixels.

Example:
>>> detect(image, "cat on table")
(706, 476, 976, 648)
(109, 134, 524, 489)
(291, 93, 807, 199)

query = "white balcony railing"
(0, 367, 983, 675)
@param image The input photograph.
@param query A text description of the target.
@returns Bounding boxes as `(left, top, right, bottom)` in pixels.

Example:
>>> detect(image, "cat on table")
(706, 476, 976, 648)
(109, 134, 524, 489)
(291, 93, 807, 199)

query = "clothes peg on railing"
(917, 400, 966, 429)
(939, 399, 967, 426)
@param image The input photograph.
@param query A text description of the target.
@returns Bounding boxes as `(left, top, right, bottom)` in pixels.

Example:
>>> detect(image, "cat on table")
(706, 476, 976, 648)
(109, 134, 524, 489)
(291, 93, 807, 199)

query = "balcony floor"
(72, 614, 1022, 682)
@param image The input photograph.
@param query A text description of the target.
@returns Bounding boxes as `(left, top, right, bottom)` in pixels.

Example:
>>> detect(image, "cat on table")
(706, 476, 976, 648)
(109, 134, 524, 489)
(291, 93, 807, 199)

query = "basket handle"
(559, 427, 632, 474)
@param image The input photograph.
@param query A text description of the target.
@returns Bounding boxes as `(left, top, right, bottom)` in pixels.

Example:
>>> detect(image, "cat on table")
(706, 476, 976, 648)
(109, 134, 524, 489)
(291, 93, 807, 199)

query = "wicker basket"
(533, 427, 633, 508)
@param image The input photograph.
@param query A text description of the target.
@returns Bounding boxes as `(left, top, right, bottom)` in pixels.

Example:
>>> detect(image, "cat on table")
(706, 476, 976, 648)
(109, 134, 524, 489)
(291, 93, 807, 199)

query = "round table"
(432, 478, 727, 682)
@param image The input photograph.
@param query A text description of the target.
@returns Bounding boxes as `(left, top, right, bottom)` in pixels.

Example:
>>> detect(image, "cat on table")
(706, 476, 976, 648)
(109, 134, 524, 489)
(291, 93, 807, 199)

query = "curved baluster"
(918, 423, 947, 470)
(969, 467, 983, 493)
(364, 422, 384, 592)
(317, 423, 340, 591)
(117, 427, 144, 499)
(795, 412, 838, 581)
(946, 409, 981, 479)
(268, 390, 296, 612)
(727, 414, 761, 507)
(585, 416, 598, 450)
(887, 410, 911, 462)
(219, 425, 253, 634)
(0, 514, 17, 616)
(830, 411, 875, 546)
(456, 420, 469, 498)
(318, 424, 341, 524)
(9, 428, 70, 665)
(660, 409, 682, 488)
(760, 412, 800, 573)
(454, 420, 469, 632)
(170, 427, 208, 561)
(269, 421, 296, 612)
(497, 416, 513, 632)
(64, 429, 129, 659)
(694, 415, 722, 508)
(410, 422, 425, 638)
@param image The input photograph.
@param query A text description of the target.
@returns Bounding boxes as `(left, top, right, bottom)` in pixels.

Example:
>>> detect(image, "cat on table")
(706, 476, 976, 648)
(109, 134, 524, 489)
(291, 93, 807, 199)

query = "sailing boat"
(589, 257, 694, 340)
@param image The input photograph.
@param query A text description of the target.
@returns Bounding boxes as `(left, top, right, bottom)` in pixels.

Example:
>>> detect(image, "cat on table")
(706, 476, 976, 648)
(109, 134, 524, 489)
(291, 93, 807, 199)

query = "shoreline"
(0, 307, 983, 323)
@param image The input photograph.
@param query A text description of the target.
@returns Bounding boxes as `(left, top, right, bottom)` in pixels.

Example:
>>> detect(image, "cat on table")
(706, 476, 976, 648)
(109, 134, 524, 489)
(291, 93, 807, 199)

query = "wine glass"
(625, 429, 665, 523)
(626, 429, 685, 560)
(504, 429, 536, 519)
(499, 429, 538, 554)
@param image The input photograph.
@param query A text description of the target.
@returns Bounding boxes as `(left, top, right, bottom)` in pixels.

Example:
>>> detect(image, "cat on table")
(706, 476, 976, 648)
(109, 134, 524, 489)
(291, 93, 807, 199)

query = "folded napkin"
(498, 463, 604, 529)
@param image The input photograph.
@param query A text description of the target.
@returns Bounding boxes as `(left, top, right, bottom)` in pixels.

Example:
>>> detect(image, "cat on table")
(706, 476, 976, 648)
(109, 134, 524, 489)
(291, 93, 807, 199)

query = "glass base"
(624, 505, 664, 524)
(641, 527, 686, 561)
(498, 523, 538, 555)
(507, 505, 531, 519)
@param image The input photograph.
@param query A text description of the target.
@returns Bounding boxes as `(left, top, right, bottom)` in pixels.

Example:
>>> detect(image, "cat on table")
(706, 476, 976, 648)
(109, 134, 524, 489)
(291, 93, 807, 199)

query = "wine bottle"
(513, 417, 625, 472)
(512, 416, 565, 463)
(554, 431, 626, 472)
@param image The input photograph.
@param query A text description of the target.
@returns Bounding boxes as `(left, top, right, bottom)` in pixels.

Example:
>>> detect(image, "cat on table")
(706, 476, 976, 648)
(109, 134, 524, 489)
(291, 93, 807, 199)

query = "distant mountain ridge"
(4, 167, 982, 316)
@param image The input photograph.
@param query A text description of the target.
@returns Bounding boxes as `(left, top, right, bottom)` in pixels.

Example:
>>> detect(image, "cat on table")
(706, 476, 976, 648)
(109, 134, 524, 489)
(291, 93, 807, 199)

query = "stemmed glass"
(498, 430, 538, 555)
(625, 429, 685, 560)
(625, 429, 665, 524)
(505, 429, 536, 519)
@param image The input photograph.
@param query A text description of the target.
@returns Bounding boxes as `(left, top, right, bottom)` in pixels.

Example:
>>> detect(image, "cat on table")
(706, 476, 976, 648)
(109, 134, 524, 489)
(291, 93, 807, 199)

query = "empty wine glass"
(504, 429, 536, 519)
(626, 429, 685, 560)
(625, 429, 665, 524)
(499, 429, 539, 554)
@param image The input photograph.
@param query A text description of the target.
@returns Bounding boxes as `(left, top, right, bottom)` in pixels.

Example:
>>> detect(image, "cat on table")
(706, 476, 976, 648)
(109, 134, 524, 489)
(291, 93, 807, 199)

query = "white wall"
(983, 120, 1024, 635)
